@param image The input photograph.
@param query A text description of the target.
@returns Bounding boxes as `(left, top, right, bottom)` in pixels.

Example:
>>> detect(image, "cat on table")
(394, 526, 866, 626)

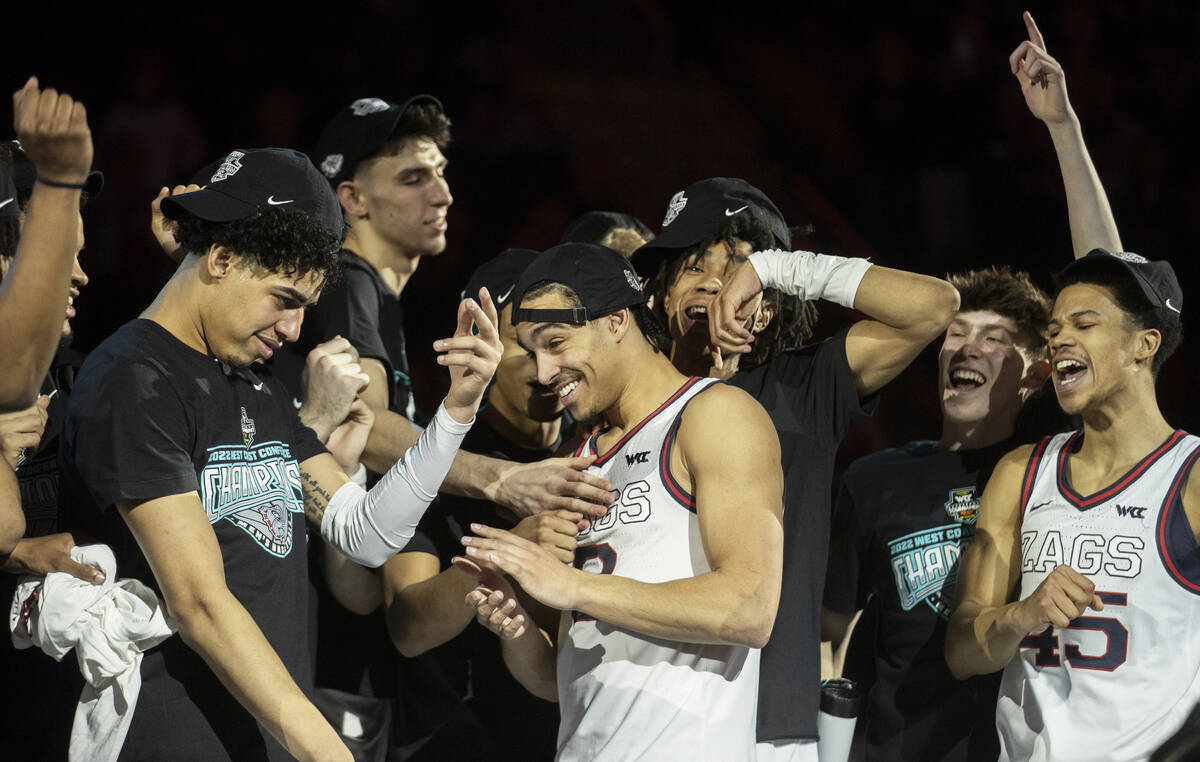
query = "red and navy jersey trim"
(590, 377, 706, 467)
(1156, 441, 1200, 596)
(1057, 429, 1187, 510)
(659, 414, 696, 512)
(1019, 436, 1053, 521)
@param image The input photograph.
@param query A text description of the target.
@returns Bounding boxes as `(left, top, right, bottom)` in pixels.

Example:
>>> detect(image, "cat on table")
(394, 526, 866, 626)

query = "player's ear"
(751, 300, 776, 335)
(1132, 328, 1161, 368)
(1021, 358, 1051, 399)
(203, 245, 238, 280)
(337, 178, 367, 219)
(607, 308, 633, 342)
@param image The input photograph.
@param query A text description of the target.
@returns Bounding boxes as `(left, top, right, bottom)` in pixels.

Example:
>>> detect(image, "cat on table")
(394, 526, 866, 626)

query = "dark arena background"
(5, 1, 1197, 471)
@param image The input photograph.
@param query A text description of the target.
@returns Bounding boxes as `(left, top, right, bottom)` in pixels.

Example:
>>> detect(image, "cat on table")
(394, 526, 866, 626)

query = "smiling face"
(354, 137, 452, 257)
(1047, 282, 1155, 415)
(206, 252, 325, 368)
(489, 304, 565, 424)
(515, 291, 617, 423)
(660, 239, 766, 363)
(939, 310, 1035, 428)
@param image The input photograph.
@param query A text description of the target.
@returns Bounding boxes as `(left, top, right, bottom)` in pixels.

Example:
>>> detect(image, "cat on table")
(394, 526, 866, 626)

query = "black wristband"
(35, 176, 88, 190)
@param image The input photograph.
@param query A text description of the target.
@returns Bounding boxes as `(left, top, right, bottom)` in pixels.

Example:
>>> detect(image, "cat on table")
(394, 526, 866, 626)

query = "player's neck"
(343, 228, 420, 294)
(1077, 382, 1173, 466)
(141, 257, 209, 356)
(939, 414, 1017, 452)
(481, 402, 562, 450)
(670, 342, 740, 381)
(602, 351, 689, 440)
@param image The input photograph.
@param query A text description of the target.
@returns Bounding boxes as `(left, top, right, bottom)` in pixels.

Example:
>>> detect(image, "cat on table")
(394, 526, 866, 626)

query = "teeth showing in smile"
(951, 369, 985, 387)
(1055, 359, 1086, 375)
(685, 305, 708, 320)
(558, 380, 579, 399)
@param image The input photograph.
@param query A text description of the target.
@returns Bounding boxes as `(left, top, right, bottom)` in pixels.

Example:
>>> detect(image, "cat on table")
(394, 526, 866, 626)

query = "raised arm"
(298, 292, 502, 567)
(1011, 10, 1121, 258)
(118, 492, 349, 761)
(0, 78, 93, 410)
(945, 445, 1103, 678)
(463, 385, 784, 648)
(710, 251, 959, 396)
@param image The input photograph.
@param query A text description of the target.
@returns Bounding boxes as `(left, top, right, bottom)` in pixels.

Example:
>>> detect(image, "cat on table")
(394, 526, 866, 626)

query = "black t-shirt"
(0, 348, 85, 761)
(397, 415, 560, 760)
(59, 319, 326, 761)
(275, 249, 414, 419)
(729, 327, 877, 742)
(824, 440, 1010, 762)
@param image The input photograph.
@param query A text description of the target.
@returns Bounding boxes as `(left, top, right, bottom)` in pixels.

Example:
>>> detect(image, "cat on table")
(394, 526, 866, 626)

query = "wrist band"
(749, 249, 872, 309)
(36, 176, 88, 190)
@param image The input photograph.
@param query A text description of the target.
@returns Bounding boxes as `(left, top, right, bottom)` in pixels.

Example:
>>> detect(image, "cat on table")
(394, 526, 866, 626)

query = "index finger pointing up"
(1024, 10, 1047, 51)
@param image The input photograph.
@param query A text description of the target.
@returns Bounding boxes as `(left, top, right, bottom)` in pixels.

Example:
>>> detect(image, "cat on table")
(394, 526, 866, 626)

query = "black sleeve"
(824, 466, 871, 615)
(768, 327, 879, 444)
(313, 267, 392, 366)
(68, 360, 198, 509)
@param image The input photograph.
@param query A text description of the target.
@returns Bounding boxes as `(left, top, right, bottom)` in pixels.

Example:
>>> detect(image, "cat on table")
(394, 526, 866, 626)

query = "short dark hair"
(1054, 266, 1183, 377)
(173, 206, 342, 286)
(949, 267, 1052, 361)
(358, 102, 452, 174)
(648, 213, 818, 370)
(522, 279, 669, 354)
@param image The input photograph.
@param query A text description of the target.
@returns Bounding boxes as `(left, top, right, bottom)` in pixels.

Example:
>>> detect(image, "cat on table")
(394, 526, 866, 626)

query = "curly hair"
(949, 267, 1052, 361)
(647, 214, 818, 370)
(173, 206, 342, 286)
(521, 280, 670, 354)
(1054, 265, 1182, 377)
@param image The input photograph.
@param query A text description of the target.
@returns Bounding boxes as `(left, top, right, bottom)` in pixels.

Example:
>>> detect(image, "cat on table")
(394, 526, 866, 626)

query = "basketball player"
(944, 249, 1193, 761)
(459, 242, 785, 761)
(58, 148, 503, 761)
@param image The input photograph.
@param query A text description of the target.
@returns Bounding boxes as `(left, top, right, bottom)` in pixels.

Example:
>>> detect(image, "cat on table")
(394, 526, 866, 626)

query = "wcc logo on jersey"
(888, 523, 973, 619)
(198, 409, 304, 557)
(944, 486, 980, 524)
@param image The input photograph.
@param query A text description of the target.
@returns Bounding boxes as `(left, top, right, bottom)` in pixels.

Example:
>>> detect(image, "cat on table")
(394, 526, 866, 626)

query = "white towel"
(9, 544, 175, 762)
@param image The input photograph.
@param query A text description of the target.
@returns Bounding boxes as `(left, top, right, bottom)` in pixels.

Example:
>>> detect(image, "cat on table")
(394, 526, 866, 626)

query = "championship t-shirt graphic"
(199, 407, 305, 557)
(888, 486, 979, 619)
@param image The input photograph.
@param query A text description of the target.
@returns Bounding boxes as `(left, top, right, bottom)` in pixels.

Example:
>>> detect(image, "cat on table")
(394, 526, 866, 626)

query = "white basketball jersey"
(997, 430, 1200, 762)
(555, 376, 760, 762)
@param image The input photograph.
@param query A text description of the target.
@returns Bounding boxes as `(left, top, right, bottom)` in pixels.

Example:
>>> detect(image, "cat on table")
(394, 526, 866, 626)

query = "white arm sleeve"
(320, 402, 473, 568)
(749, 249, 873, 308)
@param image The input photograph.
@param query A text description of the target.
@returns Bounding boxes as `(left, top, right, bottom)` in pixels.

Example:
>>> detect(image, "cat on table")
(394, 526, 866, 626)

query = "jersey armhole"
(656, 380, 722, 513)
(1018, 436, 1053, 522)
(1156, 444, 1200, 595)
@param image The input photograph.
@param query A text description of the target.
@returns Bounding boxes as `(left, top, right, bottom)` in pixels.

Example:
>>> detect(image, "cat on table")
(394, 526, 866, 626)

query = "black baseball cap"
(5, 140, 104, 201)
(162, 148, 343, 238)
(559, 211, 654, 247)
(1056, 249, 1183, 316)
(511, 242, 646, 325)
(632, 177, 790, 277)
(315, 95, 445, 186)
(461, 248, 541, 313)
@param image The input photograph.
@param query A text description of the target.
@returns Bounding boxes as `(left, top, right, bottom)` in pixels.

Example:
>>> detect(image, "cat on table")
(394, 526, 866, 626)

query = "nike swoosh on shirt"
(1028, 500, 1053, 513)
(0, 198, 13, 210)
(266, 196, 294, 205)
(725, 205, 748, 216)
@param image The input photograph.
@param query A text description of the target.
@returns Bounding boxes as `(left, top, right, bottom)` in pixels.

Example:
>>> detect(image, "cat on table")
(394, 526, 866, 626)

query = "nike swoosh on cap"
(496, 285, 515, 303)
(725, 205, 749, 216)
(267, 196, 294, 205)
(1165, 298, 1181, 314)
